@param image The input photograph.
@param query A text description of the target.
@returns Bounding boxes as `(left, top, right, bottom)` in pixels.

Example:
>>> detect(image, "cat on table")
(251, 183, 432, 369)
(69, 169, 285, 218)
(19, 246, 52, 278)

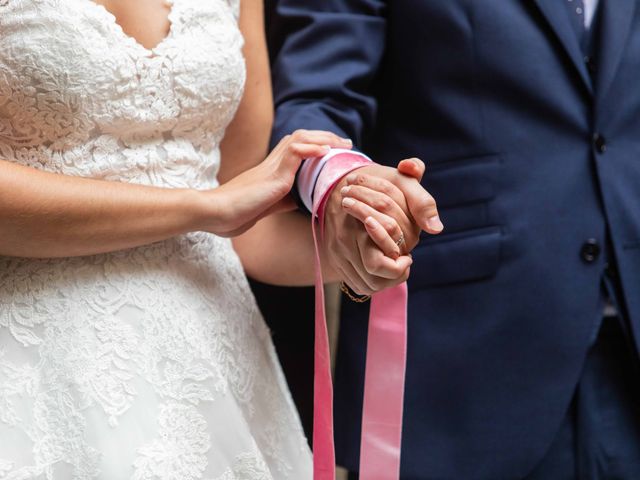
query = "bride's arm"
(220, 0, 339, 286)
(233, 211, 340, 286)
(225, 0, 412, 286)
(221, 0, 342, 285)
(0, 4, 348, 260)
(0, 160, 208, 258)
(0, 130, 333, 259)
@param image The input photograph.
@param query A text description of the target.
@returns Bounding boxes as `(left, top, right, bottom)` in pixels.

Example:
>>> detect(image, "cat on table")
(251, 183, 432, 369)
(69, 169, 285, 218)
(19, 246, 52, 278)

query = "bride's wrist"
(187, 188, 224, 234)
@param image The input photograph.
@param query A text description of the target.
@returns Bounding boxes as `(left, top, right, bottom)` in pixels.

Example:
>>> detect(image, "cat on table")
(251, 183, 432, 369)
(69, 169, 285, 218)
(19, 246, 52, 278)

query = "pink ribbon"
(310, 152, 408, 480)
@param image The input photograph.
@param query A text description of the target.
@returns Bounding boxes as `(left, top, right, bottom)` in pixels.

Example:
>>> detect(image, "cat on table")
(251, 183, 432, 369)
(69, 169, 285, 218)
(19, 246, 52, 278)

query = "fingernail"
(426, 215, 444, 232)
(342, 197, 356, 207)
(364, 216, 376, 228)
(342, 138, 353, 145)
(322, 145, 331, 153)
(340, 186, 351, 195)
(345, 174, 357, 184)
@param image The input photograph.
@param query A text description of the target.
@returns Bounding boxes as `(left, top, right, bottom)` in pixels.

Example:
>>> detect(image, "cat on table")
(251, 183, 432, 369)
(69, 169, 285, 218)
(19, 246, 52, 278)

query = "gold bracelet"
(340, 281, 371, 303)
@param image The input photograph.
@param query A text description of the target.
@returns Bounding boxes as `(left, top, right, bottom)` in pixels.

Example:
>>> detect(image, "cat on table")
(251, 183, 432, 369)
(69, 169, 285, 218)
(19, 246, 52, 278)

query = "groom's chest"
(387, 1, 572, 61)
(384, 0, 640, 100)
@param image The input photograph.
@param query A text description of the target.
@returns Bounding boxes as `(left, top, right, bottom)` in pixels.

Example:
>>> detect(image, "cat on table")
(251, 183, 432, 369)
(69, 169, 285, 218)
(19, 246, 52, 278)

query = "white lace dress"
(0, 0, 312, 478)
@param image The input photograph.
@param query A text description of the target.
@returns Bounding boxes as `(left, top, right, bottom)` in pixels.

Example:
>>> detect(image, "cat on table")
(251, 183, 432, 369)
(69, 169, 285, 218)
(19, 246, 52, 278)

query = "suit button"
(593, 133, 607, 153)
(584, 55, 596, 74)
(581, 239, 601, 263)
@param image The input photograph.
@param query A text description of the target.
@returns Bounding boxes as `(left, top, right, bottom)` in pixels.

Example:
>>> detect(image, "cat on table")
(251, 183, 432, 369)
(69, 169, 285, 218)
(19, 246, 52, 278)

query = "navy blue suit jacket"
(269, 1, 640, 478)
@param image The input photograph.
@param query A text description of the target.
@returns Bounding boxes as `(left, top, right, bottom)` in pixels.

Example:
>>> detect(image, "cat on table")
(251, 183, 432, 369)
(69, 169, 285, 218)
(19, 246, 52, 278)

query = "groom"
(268, 0, 640, 478)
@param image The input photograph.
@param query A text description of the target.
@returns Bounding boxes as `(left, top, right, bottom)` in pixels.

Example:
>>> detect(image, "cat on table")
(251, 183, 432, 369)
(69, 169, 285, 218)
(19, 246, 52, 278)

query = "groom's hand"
(323, 159, 442, 295)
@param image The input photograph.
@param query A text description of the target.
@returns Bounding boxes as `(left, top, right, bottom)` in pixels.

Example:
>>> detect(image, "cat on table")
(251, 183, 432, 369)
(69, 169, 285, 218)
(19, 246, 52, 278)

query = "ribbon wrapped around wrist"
(309, 150, 409, 480)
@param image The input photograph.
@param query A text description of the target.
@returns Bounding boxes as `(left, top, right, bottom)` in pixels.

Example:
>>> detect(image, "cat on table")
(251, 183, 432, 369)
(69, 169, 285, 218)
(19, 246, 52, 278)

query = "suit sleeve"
(268, 0, 388, 148)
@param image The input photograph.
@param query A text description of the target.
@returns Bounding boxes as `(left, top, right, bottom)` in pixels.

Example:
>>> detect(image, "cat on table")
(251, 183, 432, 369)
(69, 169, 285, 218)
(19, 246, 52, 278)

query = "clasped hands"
(211, 128, 440, 294)
(323, 158, 443, 296)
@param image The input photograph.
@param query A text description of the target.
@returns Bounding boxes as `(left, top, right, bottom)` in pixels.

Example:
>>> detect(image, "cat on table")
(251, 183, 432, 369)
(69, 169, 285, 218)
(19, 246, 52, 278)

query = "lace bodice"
(0, 1, 312, 478)
(0, 0, 244, 188)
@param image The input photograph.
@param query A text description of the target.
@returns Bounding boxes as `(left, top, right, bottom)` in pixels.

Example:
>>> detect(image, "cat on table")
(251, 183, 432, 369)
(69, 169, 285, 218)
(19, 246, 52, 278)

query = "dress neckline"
(84, 0, 178, 57)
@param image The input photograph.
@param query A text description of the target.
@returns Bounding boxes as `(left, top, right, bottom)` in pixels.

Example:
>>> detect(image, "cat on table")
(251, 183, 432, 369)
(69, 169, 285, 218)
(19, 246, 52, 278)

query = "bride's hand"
(203, 130, 352, 237)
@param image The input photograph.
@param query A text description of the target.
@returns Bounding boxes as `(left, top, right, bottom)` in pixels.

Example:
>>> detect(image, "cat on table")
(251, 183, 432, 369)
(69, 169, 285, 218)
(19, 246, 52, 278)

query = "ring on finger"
(394, 232, 405, 248)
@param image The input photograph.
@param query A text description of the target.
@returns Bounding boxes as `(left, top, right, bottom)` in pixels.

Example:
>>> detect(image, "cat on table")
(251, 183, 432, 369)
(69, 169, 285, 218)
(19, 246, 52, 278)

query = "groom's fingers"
(346, 163, 442, 234)
(397, 157, 426, 181)
(395, 159, 443, 234)
(337, 264, 372, 297)
(339, 248, 378, 295)
(391, 172, 442, 234)
(331, 222, 381, 294)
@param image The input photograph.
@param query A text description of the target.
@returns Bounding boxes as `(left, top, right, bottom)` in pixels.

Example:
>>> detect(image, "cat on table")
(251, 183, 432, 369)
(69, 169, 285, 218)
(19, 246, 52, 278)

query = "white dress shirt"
(582, 0, 599, 29)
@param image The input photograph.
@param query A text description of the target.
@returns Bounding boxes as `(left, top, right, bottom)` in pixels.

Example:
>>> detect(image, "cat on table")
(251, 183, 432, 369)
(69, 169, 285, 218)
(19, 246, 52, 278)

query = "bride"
(0, 0, 414, 478)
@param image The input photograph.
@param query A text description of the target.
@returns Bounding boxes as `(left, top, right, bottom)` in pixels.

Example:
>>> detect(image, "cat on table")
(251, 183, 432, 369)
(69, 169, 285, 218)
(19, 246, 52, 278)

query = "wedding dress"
(0, 0, 312, 478)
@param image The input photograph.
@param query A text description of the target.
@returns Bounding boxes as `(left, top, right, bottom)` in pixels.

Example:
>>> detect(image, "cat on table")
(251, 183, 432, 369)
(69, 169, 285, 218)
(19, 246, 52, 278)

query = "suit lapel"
(531, 0, 593, 94)
(596, 0, 636, 100)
